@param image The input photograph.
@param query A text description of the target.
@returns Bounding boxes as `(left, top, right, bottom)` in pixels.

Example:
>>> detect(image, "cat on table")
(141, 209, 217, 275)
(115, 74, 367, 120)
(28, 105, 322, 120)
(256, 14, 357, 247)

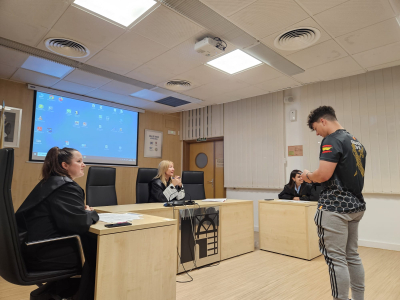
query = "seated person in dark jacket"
(149, 160, 185, 202)
(278, 169, 312, 200)
(15, 147, 99, 300)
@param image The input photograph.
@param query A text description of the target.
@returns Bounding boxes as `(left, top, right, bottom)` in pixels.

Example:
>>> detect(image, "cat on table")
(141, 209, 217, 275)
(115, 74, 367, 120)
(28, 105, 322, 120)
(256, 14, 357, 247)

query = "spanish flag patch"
(322, 145, 332, 153)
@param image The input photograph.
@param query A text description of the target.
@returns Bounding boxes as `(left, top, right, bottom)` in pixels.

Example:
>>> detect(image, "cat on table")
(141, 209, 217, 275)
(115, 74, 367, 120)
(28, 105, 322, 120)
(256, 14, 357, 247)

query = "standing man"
(301, 106, 366, 300)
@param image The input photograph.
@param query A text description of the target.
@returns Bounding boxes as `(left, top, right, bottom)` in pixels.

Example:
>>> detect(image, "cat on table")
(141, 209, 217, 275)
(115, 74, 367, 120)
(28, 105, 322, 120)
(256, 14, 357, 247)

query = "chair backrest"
(0, 148, 28, 285)
(182, 171, 206, 200)
(136, 168, 158, 203)
(86, 167, 117, 207)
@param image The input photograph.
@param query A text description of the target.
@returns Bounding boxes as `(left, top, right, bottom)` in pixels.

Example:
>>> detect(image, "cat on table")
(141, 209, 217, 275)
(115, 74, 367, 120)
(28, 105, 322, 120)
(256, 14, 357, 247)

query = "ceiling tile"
(353, 41, 400, 68)
(0, 12, 48, 46)
(255, 76, 300, 92)
(0, 63, 17, 79)
(84, 89, 171, 112)
(86, 49, 141, 75)
(132, 5, 203, 48)
(0, 46, 29, 68)
(51, 80, 96, 95)
(0, 0, 72, 29)
(105, 31, 169, 66)
(294, 0, 349, 15)
(233, 64, 283, 84)
(293, 56, 364, 83)
(126, 64, 174, 85)
(200, 0, 258, 17)
(99, 81, 143, 95)
(229, 0, 309, 39)
(142, 33, 235, 76)
(51, 6, 125, 49)
(183, 78, 250, 100)
(21, 56, 74, 78)
(169, 65, 229, 87)
(336, 18, 400, 54)
(314, 0, 394, 37)
(285, 39, 348, 69)
(366, 59, 400, 71)
(10, 68, 60, 87)
(211, 85, 267, 103)
(63, 70, 112, 88)
(261, 18, 331, 56)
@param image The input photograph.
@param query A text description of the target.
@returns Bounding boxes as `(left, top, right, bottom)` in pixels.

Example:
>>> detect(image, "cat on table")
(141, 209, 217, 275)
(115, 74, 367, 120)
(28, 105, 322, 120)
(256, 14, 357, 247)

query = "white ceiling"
(0, 0, 400, 114)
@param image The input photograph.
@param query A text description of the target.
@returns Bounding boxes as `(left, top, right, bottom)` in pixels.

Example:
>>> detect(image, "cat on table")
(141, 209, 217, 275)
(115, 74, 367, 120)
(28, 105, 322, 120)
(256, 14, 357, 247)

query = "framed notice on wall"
(144, 129, 163, 158)
(1, 105, 22, 148)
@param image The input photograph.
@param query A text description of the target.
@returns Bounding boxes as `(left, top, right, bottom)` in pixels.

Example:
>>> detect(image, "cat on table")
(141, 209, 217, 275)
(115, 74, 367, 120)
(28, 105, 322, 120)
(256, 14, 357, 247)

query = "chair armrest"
(26, 235, 85, 267)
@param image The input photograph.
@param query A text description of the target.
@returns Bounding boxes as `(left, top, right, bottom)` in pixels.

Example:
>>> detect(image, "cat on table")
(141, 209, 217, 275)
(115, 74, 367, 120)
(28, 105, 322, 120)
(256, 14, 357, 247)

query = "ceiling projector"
(194, 37, 224, 57)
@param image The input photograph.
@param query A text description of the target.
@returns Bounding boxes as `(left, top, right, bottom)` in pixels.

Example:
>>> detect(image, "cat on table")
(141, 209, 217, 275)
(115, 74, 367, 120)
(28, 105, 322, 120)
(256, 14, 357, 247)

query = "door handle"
(207, 179, 214, 187)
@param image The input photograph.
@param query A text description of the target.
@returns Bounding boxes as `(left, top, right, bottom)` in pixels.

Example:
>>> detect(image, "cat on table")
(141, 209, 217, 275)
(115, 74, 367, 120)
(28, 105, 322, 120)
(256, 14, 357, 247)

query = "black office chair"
(182, 171, 206, 200)
(0, 148, 85, 300)
(86, 166, 117, 207)
(136, 168, 158, 203)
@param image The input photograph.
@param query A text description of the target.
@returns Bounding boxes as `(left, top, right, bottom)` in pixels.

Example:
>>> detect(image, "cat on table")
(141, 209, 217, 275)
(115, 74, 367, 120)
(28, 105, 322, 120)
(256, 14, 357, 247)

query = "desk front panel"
(95, 224, 177, 300)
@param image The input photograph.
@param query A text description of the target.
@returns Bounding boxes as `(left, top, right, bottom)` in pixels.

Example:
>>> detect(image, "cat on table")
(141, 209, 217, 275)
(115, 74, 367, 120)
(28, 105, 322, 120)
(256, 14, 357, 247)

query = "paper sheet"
(98, 213, 142, 223)
(201, 198, 226, 202)
(274, 199, 310, 203)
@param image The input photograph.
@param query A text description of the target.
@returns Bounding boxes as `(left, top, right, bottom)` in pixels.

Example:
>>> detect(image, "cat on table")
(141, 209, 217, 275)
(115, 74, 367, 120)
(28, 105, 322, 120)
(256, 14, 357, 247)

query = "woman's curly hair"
(307, 106, 337, 130)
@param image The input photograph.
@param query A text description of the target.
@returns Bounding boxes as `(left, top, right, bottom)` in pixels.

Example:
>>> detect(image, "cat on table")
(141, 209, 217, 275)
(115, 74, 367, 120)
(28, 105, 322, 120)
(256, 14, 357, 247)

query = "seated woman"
(149, 160, 185, 202)
(278, 169, 312, 201)
(15, 147, 99, 300)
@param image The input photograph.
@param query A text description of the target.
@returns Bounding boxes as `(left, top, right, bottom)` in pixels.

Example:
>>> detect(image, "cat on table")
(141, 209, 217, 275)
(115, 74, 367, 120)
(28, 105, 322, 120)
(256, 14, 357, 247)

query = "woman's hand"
(172, 176, 182, 187)
(293, 197, 300, 200)
(85, 205, 94, 211)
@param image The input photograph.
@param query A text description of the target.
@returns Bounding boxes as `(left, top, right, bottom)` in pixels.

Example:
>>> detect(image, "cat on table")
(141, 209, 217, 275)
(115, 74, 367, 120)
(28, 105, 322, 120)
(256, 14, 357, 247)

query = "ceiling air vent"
(45, 38, 90, 58)
(164, 80, 192, 91)
(274, 27, 321, 51)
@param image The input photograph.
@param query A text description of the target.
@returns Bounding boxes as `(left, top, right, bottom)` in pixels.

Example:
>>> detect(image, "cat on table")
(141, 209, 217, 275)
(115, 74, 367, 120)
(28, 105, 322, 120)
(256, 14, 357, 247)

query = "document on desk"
(201, 198, 226, 202)
(274, 199, 310, 203)
(98, 213, 142, 223)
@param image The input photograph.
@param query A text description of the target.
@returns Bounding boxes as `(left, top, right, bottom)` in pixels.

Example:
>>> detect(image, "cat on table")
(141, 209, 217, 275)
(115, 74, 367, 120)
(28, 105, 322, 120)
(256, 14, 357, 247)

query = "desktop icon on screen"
(114, 108, 116, 112)
(38, 116, 42, 121)
(105, 145, 108, 149)
(58, 97, 63, 102)
(120, 109, 123, 113)
(48, 106, 53, 111)
(67, 109, 72, 114)
(99, 115, 102, 119)
(82, 144, 86, 148)
(47, 128, 52, 133)
(100, 106, 102, 110)
(83, 122, 87, 127)
(65, 141, 69, 145)
(38, 104, 44, 109)
(119, 128, 122, 132)
(37, 127, 42, 131)
(106, 116, 109, 121)
(99, 125, 102, 129)
(92, 104, 95, 108)
(75, 111, 79, 115)
(75, 121, 79, 125)
(49, 95, 54, 100)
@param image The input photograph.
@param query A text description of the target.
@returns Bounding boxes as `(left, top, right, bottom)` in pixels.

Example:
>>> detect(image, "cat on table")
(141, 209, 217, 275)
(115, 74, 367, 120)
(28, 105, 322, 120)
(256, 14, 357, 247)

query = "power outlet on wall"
(289, 109, 297, 122)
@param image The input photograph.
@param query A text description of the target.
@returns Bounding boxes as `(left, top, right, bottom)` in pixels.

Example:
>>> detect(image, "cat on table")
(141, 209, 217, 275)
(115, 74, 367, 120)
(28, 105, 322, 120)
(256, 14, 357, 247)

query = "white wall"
(226, 69, 400, 251)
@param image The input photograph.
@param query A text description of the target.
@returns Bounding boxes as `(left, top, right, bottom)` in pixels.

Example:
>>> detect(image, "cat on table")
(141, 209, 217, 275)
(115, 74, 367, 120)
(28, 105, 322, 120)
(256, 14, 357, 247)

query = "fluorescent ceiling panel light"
(206, 50, 262, 74)
(21, 56, 74, 78)
(74, 0, 157, 27)
(130, 89, 166, 101)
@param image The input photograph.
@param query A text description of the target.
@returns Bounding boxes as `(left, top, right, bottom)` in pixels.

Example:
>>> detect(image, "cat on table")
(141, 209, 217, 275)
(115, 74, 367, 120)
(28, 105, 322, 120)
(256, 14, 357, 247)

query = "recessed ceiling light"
(74, 0, 157, 27)
(130, 89, 166, 101)
(21, 56, 74, 78)
(206, 49, 262, 74)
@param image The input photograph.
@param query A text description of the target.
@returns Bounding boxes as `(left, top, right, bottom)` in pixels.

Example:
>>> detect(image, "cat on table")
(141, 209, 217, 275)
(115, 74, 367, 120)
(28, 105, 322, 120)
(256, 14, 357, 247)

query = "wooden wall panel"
(0, 79, 181, 209)
(299, 66, 400, 194)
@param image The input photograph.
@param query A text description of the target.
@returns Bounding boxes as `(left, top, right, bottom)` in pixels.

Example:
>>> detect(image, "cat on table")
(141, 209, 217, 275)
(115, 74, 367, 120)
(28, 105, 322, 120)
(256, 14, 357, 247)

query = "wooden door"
(189, 142, 214, 198)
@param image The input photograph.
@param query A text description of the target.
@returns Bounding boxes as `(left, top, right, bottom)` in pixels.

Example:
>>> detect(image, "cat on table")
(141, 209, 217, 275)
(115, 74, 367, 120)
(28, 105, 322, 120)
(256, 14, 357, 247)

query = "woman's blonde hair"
(155, 160, 174, 186)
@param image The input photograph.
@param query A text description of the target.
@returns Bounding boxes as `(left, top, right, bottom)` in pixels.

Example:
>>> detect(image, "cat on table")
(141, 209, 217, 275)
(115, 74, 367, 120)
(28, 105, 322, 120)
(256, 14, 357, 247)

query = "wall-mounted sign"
(288, 145, 303, 156)
(144, 129, 163, 158)
(197, 137, 207, 142)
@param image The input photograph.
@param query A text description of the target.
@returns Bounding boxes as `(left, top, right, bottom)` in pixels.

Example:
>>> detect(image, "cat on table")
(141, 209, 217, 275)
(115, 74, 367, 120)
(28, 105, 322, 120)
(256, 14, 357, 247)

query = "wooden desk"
(258, 200, 321, 260)
(90, 214, 177, 300)
(94, 200, 254, 264)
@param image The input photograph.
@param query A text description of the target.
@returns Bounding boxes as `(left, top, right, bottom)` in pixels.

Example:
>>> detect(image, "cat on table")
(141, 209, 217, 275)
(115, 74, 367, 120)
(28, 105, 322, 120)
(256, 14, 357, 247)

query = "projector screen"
(30, 90, 139, 166)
